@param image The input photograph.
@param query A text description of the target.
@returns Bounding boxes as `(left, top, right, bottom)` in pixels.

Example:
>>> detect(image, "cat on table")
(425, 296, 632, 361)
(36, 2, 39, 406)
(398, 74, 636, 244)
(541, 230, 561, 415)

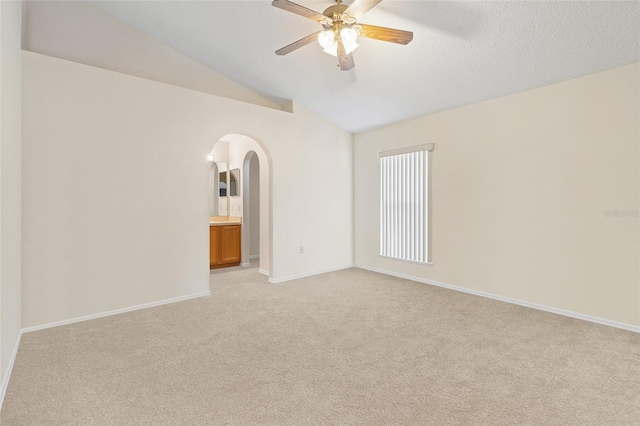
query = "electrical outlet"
(299, 246, 304, 254)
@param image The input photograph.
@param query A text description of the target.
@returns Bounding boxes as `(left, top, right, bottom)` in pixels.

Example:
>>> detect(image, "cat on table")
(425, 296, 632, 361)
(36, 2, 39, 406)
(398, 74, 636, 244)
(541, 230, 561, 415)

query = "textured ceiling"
(90, 0, 640, 133)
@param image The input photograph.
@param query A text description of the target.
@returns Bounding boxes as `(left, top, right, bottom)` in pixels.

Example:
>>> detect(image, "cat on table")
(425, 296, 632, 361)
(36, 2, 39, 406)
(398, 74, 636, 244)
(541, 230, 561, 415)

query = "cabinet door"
(221, 225, 241, 263)
(209, 226, 221, 266)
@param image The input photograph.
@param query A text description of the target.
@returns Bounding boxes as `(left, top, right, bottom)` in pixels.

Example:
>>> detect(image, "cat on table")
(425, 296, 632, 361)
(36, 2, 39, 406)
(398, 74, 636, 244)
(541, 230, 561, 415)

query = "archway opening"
(208, 134, 272, 277)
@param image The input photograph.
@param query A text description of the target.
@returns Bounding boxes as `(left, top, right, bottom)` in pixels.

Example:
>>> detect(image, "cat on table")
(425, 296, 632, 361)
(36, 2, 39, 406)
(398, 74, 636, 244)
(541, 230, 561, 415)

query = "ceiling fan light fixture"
(273, 0, 413, 71)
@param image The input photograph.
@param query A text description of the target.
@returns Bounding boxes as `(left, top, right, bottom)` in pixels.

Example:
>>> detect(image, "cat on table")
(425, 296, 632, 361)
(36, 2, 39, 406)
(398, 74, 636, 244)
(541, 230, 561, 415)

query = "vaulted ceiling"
(90, 0, 640, 133)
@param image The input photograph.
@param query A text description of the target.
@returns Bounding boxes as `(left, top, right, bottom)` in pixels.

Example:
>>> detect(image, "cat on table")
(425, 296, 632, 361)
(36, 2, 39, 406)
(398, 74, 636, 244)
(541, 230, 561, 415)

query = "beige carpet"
(2, 268, 639, 425)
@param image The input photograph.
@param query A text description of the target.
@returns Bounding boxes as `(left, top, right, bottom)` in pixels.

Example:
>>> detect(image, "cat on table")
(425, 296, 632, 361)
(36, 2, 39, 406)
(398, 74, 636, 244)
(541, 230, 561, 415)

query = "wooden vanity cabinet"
(210, 225, 241, 269)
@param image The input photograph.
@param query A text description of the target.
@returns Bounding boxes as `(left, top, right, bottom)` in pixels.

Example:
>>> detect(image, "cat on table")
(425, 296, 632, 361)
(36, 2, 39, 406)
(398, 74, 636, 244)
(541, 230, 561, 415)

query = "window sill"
(379, 255, 433, 266)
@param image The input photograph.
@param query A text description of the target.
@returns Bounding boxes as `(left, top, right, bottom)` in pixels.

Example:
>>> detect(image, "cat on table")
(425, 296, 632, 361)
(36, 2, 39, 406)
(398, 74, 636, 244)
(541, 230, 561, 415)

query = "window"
(379, 144, 433, 264)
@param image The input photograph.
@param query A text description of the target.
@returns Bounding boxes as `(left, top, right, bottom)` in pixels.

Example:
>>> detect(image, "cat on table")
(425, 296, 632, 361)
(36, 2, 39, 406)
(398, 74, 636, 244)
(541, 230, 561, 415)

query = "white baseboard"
(0, 330, 22, 411)
(268, 264, 355, 284)
(240, 262, 251, 267)
(355, 264, 640, 334)
(21, 290, 211, 334)
(249, 255, 260, 260)
(259, 269, 269, 277)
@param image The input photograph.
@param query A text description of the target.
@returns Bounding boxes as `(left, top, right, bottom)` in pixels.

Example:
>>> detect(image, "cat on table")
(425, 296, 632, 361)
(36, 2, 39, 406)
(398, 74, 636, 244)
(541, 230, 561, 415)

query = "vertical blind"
(379, 145, 432, 263)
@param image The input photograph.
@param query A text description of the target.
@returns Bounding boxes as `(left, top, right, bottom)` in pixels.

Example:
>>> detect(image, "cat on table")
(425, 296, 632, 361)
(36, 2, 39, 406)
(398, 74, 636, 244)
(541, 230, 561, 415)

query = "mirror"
(219, 168, 240, 197)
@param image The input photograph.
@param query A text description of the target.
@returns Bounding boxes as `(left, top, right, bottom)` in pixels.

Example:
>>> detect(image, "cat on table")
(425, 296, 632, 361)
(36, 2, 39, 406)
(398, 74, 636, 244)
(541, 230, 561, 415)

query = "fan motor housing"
(322, 4, 348, 18)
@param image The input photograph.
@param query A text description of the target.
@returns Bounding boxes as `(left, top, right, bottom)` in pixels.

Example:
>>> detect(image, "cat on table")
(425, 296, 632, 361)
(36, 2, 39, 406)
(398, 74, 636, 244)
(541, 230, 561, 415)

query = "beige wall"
(22, 51, 353, 328)
(24, 0, 280, 110)
(354, 63, 640, 327)
(0, 0, 22, 390)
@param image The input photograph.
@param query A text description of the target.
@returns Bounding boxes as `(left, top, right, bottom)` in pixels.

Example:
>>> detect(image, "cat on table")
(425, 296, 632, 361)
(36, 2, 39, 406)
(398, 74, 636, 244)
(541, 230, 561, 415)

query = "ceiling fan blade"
(337, 37, 355, 71)
(275, 32, 321, 56)
(358, 23, 413, 45)
(272, 0, 330, 23)
(344, 0, 383, 20)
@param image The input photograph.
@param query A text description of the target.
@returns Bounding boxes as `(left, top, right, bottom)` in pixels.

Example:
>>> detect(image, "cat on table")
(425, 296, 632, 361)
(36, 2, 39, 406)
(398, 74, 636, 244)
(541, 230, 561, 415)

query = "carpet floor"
(2, 268, 639, 425)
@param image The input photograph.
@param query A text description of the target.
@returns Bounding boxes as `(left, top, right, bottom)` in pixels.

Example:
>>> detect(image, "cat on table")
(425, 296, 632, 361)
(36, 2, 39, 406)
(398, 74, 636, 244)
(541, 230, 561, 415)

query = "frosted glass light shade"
(340, 27, 359, 54)
(318, 30, 336, 49)
(323, 46, 338, 56)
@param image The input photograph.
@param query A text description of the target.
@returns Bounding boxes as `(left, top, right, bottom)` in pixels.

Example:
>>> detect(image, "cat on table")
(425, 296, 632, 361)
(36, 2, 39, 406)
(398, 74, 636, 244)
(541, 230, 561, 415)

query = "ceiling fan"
(272, 0, 413, 71)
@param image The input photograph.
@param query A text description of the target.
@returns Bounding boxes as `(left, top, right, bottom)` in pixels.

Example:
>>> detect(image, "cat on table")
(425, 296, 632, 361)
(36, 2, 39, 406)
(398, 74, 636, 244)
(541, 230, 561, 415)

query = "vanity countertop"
(209, 216, 242, 226)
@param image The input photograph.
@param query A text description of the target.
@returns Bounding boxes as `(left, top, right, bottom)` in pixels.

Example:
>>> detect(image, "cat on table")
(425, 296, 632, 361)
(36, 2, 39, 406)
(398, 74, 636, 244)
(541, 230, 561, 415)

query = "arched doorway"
(208, 134, 272, 277)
